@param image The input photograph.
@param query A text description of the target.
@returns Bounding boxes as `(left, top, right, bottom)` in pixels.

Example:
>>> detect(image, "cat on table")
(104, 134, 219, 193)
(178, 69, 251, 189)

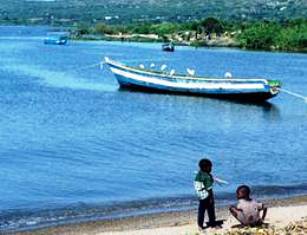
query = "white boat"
(104, 57, 281, 102)
(44, 32, 68, 45)
(162, 42, 175, 52)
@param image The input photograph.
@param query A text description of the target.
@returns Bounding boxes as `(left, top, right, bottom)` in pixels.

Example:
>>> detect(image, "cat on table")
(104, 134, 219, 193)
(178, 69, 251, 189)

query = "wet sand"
(15, 195, 307, 235)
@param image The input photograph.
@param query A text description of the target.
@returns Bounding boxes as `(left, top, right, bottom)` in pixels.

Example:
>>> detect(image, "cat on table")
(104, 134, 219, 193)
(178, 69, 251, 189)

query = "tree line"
(74, 17, 307, 52)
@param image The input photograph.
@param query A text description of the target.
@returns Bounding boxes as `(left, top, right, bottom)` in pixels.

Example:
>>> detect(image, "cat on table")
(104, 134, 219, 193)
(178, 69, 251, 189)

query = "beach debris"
(139, 64, 145, 69)
(284, 220, 307, 234)
(221, 219, 307, 235)
(225, 227, 273, 235)
(150, 63, 155, 68)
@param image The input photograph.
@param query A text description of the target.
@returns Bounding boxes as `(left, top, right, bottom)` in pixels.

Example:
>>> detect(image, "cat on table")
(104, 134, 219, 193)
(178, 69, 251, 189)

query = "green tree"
(95, 23, 116, 34)
(151, 22, 178, 36)
(76, 23, 92, 35)
(276, 21, 307, 51)
(131, 24, 152, 34)
(237, 22, 281, 50)
(201, 17, 224, 39)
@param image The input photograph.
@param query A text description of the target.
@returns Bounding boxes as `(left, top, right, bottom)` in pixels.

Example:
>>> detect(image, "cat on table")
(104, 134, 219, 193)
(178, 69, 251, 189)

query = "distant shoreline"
(71, 33, 240, 49)
(15, 195, 307, 235)
(0, 22, 306, 53)
(70, 33, 306, 53)
(69, 18, 307, 53)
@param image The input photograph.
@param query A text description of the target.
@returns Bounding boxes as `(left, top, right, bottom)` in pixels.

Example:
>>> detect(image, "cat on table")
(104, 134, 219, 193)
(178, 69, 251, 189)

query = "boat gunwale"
(104, 57, 269, 84)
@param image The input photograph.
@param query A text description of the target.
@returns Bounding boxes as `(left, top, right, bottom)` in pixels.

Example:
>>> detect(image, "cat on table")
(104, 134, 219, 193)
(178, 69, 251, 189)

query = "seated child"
(229, 185, 267, 226)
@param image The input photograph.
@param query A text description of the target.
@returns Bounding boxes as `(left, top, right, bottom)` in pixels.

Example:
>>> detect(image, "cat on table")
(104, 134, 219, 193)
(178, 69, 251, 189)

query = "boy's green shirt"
(195, 170, 214, 190)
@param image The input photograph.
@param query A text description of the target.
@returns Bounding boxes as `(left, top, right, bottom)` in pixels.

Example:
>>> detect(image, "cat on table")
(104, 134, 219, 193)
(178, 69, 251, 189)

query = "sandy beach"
(15, 195, 307, 235)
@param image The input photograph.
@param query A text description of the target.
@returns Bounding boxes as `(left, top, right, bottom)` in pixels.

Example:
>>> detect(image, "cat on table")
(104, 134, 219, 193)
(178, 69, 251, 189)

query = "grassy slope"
(0, 0, 306, 23)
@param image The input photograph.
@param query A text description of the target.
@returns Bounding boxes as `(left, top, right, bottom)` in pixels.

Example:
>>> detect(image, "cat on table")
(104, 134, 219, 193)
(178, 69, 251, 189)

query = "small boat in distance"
(162, 42, 175, 52)
(104, 57, 281, 102)
(44, 32, 68, 45)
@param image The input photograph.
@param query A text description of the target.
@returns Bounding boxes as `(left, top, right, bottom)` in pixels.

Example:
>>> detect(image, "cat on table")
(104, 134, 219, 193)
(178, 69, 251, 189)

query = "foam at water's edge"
(1, 184, 306, 232)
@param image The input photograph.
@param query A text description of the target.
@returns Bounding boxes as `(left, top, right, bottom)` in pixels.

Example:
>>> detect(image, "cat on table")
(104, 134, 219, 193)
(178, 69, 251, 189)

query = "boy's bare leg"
(197, 200, 207, 229)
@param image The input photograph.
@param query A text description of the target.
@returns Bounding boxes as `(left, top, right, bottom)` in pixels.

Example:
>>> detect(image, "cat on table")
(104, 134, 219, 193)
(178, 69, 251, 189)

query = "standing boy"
(229, 185, 268, 226)
(194, 158, 219, 230)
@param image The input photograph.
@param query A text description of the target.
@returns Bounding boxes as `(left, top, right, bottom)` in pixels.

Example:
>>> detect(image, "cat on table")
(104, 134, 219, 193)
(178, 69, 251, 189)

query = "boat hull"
(162, 45, 174, 52)
(44, 33, 68, 45)
(44, 39, 67, 45)
(118, 82, 276, 101)
(105, 58, 280, 102)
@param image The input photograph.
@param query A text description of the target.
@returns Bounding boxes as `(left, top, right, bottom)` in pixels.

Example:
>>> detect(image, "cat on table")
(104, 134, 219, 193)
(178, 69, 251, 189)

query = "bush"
(95, 23, 116, 34)
(237, 22, 281, 50)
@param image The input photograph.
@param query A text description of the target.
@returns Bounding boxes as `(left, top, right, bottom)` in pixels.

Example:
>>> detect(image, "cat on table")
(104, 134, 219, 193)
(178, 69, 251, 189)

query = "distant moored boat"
(104, 57, 281, 102)
(44, 32, 68, 45)
(162, 42, 175, 52)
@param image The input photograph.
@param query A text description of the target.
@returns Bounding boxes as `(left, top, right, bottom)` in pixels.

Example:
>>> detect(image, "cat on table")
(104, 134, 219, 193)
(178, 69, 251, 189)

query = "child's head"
(236, 185, 251, 200)
(199, 158, 212, 173)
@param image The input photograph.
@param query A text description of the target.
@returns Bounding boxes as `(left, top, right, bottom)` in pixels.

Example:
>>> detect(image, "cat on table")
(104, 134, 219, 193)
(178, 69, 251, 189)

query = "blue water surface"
(0, 26, 306, 231)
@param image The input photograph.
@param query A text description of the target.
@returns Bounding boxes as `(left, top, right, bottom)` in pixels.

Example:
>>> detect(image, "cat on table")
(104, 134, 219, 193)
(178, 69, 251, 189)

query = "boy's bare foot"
(213, 224, 223, 229)
(206, 220, 224, 228)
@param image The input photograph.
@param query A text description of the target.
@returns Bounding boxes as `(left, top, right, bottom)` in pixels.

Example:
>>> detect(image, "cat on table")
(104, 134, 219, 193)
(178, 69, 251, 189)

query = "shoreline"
(0, 24, 305, 53)
(70, 34, 307, 53)
(70, 36, 307, 54)
(15, 195, 307, 235)
(71, 34, 240, 49)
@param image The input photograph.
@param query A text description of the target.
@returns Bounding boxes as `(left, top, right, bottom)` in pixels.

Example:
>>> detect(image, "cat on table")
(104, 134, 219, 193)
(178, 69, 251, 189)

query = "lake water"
(0, 26, 306, 231)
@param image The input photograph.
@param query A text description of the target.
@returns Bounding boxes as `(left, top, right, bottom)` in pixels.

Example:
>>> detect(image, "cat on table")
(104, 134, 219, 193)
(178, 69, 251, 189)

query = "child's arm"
(214, 177, 229, 185)
(261, 205, 268, 221)
(257, 202, 267, 221)
(229, 205, 243, 217)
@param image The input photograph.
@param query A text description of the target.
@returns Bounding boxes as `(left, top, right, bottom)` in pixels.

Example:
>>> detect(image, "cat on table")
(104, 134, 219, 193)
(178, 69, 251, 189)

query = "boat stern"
(268, 80, 282, 96)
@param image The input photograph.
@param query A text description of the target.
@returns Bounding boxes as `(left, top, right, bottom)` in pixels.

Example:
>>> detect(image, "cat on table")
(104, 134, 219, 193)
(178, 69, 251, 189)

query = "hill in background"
(0, 0, 306, 25)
